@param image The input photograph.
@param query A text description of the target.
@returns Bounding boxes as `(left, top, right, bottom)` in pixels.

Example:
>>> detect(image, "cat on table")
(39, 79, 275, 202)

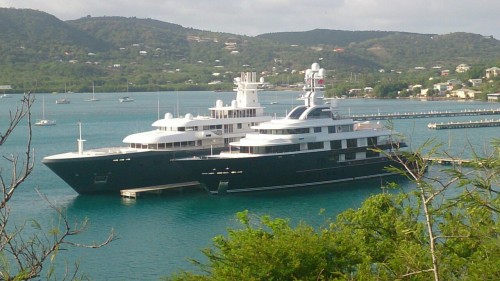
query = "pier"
(120, 181, 199, 199)
(427, 119, 500, 129)
(423, 157, 472, 165)
(350, 108, 500, 121)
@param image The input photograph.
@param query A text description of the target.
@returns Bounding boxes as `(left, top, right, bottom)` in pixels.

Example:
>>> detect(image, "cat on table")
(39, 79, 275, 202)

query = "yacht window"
(330, 140, 342, 149)
(307, 142, 324, 150)
(148, 144, 157, 149)
(288, 106, 307, 119)
(345, 152, 356, 160)
(237, 123, 242, 129)
(203, 125, 209, 130)
(289, 128, 309, 134)
(307, 107, 332, 119)
(158, 143, 166, 149)
(347, 139, 357, 148)
(314, 127, 322, 133)
(166, 143, 173, 148)
(368, 137, 378, 146)
(328, 126, 336, 133)
(367, 150, 380, 158)
(339, 125, 352, 132)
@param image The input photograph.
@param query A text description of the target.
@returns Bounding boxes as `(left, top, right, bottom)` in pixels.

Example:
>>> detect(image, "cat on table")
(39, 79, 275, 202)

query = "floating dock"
(120, 181, 200, 199)
(423, 157, 472, 165)
(427, 119, 500, 129)
(351, 108, 500, 121)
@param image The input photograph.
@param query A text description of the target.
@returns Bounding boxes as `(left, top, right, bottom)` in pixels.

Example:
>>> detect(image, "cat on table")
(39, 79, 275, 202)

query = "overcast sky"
(2, 0, 499, 39)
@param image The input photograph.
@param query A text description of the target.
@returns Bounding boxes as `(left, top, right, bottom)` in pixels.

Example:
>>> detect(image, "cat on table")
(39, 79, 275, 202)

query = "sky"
(1, 0, 499, 39)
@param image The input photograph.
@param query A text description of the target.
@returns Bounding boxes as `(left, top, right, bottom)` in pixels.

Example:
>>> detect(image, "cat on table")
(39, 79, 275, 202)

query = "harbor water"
(1, 91, 499, 280)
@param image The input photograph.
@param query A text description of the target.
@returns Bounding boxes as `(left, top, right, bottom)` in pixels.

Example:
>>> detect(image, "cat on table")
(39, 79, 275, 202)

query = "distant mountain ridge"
(0, 8, 110, 53)
(257, 29, 432, 47)
(0, 8, 499, 93)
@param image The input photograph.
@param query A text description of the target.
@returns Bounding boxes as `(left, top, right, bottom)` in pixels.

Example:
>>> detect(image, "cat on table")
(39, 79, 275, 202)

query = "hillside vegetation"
(1, 8, 499, 94)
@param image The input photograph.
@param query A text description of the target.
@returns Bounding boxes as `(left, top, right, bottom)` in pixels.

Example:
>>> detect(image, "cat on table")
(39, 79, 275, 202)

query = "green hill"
(0, 8, 110, 62)
(0, 8, 499, 93)
(257, 29, 409, 46)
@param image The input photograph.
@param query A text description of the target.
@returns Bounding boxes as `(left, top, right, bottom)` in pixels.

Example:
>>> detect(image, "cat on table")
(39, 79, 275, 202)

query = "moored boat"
(173, 63, 408, 194)
(119, 96, 134, 102)
(55, 98, 70, 104)
(42, 71, 272, 194)
(35, 96, 56, 126)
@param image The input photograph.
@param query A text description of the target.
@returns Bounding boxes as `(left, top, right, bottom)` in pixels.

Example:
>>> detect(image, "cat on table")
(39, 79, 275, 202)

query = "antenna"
(157, 90, 160, 120)
(77, 121, 86, 155)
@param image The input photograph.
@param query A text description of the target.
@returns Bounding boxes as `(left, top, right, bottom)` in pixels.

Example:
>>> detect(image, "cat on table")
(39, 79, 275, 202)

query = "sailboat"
(35, 96, 56, 126)
(56, 83, 71, 104)
(85, 82, 100, 102)
(119, 81, 134, 102)
(270, 92, 278, 104)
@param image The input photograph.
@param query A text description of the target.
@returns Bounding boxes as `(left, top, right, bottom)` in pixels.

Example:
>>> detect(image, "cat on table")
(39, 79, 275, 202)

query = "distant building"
(434, 82, 452, 93)
(447, 79, 462, 86)
(451, 89, 481, 99)
(468, 78, 482, 87)
(487, 93, 500, 102)
(348, 88, 362, 95)
(485, 67, 500, 78)
(455, 64, 470, 73)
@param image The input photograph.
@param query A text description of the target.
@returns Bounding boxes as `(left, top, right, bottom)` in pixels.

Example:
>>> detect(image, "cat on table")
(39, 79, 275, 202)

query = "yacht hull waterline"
(173, 151, 405, 194)
(43, 148, 224, 194)
(42, 71, 271, 194)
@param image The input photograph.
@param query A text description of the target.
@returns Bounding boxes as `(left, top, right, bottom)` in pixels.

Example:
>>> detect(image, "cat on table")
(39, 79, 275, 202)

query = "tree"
(0, 92, 116, 280)
(165, 139, 499, 280)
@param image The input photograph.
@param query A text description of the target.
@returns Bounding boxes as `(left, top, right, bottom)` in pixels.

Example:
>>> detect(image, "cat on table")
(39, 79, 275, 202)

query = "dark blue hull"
(174, 151, 404, 194)
(42, 148, 225, 194)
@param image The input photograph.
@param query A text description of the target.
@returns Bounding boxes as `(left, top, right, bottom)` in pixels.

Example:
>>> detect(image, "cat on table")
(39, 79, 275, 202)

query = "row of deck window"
(259, 124, 353, 135)
(238, 137, 382, 157)
(129, 141, 200, 149)
(211, 109, 258, 119)
(160, 122, 255, 132)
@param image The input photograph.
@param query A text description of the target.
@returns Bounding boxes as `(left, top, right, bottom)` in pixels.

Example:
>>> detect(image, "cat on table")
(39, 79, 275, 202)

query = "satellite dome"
(259, 77, 265, 83)
(185, 113, 194, 120)
(231, 100, 237, 107)
(311, 63, 320, 71)
(165, 113, 173, 119)
(216, 99, 223, 108)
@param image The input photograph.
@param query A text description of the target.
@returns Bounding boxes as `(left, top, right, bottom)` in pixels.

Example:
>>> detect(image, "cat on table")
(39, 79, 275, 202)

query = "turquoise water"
(1, 92, 499, 279)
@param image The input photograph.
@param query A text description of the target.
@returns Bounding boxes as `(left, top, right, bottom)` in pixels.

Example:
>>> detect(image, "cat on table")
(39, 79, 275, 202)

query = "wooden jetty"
(423, 157, 472, 165)
(120, 181, 199, 199)
(351, 108, 500, 121)
(427, 119, 500, 129)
